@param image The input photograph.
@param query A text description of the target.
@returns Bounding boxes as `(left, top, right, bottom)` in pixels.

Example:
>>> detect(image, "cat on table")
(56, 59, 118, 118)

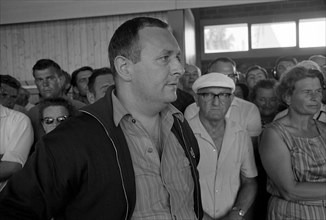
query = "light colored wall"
(0, 12, 168, 85)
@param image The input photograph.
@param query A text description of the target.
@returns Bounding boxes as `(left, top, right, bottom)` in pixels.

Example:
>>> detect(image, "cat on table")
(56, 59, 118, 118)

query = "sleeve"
(246, 104, 262, 137)
(0, 136, 79, 220)
(1, 113, 34, 166)
(240, 132, 258, 178)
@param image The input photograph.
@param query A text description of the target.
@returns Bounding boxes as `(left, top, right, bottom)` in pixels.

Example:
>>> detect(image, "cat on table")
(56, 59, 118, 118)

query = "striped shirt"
(112, 93, 197, 220)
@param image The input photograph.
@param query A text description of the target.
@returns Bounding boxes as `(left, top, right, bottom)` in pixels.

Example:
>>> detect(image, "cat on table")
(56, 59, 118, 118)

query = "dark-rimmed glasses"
(42, 116, 68, 125)
(197, 92, 232, 102)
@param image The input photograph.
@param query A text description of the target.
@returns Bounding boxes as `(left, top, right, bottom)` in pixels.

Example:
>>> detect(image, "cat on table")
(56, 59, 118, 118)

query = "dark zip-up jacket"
(0, 86, 203, 220)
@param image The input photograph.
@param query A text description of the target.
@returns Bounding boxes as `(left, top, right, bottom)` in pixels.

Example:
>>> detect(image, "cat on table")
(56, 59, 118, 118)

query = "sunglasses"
(42, 116, 68, 125)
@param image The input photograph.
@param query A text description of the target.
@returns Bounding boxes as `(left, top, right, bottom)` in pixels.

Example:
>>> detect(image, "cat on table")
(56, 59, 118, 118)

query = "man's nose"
(170, 59, 185, 76)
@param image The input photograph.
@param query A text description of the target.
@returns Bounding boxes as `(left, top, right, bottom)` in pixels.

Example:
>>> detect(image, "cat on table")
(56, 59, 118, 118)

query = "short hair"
(245, 65, 268, 80)
(32, 59, 63, 77)
(276, 66, 325, 104)
(38, 97, 76, 121)
(204, 57, 237, 75)
(71, 66, 93, 87)
(88, 67, 113, 93)
(251, 79, 277, 101)
(0, 74, 21, 90)
(275, 56, 298, 68)
(108, 17, 169, 77)
(15, 87, 30, 106)
(309, 54, 326, 62)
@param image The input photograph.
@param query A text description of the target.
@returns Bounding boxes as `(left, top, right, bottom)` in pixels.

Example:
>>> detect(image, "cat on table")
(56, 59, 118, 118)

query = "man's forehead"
(34, 67, 58, 77)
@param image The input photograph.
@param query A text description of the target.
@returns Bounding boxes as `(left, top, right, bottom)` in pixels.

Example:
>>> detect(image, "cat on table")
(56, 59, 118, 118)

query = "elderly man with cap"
(189, 72, 258, 220)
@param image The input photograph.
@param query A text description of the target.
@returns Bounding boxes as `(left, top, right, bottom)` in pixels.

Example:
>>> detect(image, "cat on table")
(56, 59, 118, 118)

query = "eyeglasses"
(42, 116, 68, 125)
(198, 92, 232, 102)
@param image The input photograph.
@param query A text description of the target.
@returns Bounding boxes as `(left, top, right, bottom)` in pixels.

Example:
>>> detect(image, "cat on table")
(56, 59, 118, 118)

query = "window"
(299, 17, 326, 48)
(202, 15, 326, 59)
(204, 23, 248, 53)
(251, 21, 296, 49)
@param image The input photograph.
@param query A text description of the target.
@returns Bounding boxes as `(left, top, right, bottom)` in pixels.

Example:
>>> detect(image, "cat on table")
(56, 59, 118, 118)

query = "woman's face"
(42, 105, 69, 134)
(287, 77, 322, 116)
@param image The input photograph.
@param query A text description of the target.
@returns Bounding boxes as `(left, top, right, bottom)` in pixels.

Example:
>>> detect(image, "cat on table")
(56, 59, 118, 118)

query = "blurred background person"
(14, 87, 35, 114)
(39, 97, 76, 134)
(179, 63, 201, 97)
(309, 54, 326, 73)
(250, 78, 280, 220)
(272, 56, 297, 80)
(245, 65, 268, 100)
(172, 63, 200, 113)
(259, 67, 326, 220)
(251, 79, 280, 127)
(71, 66, 93, 104)
(0, 75, 20, 109)
(87, 67, 114, 104)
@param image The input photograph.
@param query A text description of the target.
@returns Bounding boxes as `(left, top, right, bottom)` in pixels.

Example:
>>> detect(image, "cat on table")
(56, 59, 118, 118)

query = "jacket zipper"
(176, 120, 200, 218)
(80, 110, 129, 220)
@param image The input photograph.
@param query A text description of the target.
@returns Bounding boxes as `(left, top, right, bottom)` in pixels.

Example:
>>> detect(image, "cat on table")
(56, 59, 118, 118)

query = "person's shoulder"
(273, 109, 288, 121)
(184, 102, 198, 120)
(2, 106, 31, 124)
(70, 99, 86, 109)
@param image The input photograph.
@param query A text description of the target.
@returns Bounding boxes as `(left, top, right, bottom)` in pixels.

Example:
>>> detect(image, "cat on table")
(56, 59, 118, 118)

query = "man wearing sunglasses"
(188, 73, 257, 220)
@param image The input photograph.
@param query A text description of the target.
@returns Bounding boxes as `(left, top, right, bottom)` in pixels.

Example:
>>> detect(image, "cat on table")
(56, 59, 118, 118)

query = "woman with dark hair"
(39, 97, 76, 134)
(259, 66, 326, 220)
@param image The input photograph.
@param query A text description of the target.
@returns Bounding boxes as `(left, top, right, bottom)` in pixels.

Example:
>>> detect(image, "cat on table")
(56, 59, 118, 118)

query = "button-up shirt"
(188, 114, 257, 219)
(112, 92, 197, 220)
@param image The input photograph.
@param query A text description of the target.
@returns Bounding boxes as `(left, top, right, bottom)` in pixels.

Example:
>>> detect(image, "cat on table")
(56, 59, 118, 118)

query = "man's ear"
(87, 91, 95, 104)
(114, 56, 133, 82)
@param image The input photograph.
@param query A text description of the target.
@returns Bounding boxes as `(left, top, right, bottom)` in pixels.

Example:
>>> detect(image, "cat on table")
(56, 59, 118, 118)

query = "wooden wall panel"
(0, 11, 168, 85)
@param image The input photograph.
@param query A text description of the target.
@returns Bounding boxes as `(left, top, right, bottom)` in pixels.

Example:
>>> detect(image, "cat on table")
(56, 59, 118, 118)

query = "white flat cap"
(192, 72, 235, 93)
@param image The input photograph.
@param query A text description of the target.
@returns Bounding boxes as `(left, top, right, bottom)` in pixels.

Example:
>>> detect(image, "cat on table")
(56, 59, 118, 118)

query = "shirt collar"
(112, 90, 184, 127)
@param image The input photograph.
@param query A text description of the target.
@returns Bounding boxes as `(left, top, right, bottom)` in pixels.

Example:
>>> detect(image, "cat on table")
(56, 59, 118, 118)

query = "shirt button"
(131, 119, 136, 123)
(148, 148, 153, 153)
(215, 189, 218, 193)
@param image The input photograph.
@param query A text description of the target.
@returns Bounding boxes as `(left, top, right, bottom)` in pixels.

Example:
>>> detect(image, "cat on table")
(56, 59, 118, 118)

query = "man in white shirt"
(188, 73, 257, 220)
(0, 75, 33, 191)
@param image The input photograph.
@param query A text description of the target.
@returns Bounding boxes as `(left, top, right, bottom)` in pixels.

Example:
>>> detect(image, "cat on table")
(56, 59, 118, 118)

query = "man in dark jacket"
(0, 17, 203, 220)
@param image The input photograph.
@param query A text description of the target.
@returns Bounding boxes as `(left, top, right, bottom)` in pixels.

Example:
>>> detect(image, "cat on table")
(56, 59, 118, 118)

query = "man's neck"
(199, 114, 226, 136)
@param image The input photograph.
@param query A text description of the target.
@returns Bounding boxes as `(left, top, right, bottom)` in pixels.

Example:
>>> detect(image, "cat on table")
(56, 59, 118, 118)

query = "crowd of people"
(0, 16, 325, 220)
